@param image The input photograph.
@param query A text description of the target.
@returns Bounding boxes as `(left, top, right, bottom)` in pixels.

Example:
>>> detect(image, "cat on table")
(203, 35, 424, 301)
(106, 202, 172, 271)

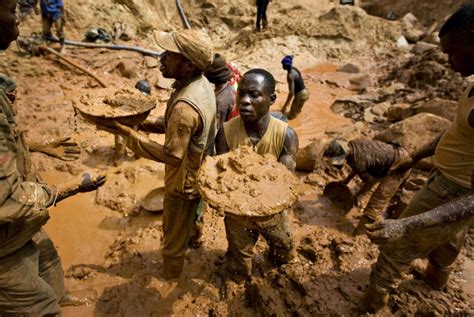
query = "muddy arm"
(112, 123, 181, 166)
(137, 116, 166, 134)
(53, 172, 106, 204)
(390, 132, 444, 173)
(279, 125, 299, 172)
(367, 193, 474, 244)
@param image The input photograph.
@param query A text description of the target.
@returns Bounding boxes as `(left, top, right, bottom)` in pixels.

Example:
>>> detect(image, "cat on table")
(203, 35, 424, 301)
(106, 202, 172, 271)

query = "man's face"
(440, 31, 474, 77)
(159, 51, 191, 79)
(0, 0, 19, 50)
(237, 73, 275, 123)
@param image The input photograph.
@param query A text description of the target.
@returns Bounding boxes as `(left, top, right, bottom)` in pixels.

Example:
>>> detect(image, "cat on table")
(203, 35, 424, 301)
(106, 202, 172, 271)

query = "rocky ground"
(1, 0, 473, 315)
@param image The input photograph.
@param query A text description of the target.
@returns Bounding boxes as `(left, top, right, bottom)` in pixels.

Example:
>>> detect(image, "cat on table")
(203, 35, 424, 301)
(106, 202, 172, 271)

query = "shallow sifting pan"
(141, 187, 165, 214)
(73, 88, 156, 127)
(323, 181, 357, 212)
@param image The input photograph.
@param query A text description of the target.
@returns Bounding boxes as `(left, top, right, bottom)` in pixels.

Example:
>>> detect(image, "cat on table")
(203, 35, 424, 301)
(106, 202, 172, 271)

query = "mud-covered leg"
(224, 215, 259, 283)
(355, 170, 409, 235)
(33, 230, 66, 300)
(0, 241, 60, 316)
(162, 195, 201, 279)
(260, 210, 295, 265)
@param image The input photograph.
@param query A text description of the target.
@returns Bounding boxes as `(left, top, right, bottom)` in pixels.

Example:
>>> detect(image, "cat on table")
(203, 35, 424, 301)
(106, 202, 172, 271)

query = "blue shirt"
(40, 0, 63, 21)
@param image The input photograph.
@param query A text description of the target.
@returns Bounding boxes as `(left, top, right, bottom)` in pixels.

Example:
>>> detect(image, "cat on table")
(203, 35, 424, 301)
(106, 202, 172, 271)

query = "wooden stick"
(39, 45, 108, 88)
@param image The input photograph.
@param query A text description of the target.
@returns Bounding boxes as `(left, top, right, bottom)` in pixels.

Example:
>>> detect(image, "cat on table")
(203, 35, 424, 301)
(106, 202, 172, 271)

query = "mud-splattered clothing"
(0, 91, 63, 315)
(434, 83, 474, 189)
(42, 16, 65, 42)
(128, 75, 216, 199)
(223, 116, 288, 158)
(348, 138, 404, 180)
(0, 91, 53, 256)
(223, 115, 294, 282)
(288, 88, 310, 119)
(224, 211, 294, 281)
(370, 169, 469, 292)
(349, 138, 409, 231)
(162, 195, 201, 278)
(127, 75, 216, 278)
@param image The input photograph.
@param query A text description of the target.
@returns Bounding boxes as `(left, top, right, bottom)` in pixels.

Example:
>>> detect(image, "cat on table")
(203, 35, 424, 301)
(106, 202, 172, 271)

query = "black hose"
(176, 0, 192, 29)
(44, 36, 162, 57)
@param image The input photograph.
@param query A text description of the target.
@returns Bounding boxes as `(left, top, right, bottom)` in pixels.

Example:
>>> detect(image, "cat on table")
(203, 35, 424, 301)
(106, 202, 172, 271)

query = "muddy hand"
(366, 219, 405, 245)
(79, 172, 107, 193)
(43, 137, 81, 161)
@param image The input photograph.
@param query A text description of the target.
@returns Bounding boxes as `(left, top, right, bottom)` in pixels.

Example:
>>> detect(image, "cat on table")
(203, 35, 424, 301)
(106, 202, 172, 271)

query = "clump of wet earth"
(197, 146, 301, 217)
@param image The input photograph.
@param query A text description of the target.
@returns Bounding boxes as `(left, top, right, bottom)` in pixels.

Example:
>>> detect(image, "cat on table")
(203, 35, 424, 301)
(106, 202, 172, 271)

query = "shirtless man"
(281, 55, 309, 120)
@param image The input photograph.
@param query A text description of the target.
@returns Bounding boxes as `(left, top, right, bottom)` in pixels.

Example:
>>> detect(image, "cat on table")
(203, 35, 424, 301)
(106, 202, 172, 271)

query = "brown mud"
(1, 0, 473, 315)
(197, 146, 301, 217)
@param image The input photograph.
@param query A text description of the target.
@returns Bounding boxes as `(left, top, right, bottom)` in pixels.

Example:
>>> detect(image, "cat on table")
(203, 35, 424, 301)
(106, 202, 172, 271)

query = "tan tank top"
(223, 116, 288, 159)
(434, 83, 474, 189)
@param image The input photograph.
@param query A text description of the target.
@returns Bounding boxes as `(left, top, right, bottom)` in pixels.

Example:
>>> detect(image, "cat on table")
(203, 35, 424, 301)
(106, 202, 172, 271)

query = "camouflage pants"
(42, 17, 65, 42)
(162, 194, 201, 279)
(224, 210, 294, 282)
(0, 230, 65, 316)
(370, 169, 469, 292)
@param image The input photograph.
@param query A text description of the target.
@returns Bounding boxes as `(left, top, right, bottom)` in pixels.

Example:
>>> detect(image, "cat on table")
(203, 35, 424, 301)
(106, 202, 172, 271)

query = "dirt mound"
(375, 113, 451, 153)
(381, 46, 468, 103)
(360, 0, 471, 27)
(197, 146, 301, 217)
(247, 226, 376, 315)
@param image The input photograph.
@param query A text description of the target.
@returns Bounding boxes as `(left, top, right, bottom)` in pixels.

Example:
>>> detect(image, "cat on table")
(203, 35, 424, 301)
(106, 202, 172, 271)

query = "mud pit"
(1, 0, 473, 315)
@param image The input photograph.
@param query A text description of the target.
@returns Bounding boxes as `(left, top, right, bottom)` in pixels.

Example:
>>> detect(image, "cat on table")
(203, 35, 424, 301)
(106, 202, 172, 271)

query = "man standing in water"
(281, 55, 310, 120)
(215, 68, 299, 283)
(101, 29, 216, 279)
(0, 1, 105, 313)
(364, 4, 474, 312)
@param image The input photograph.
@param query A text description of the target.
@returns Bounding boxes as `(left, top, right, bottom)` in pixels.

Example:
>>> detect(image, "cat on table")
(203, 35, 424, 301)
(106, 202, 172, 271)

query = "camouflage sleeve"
(0, 181, 54, 224)
(0, 92, 54, 224)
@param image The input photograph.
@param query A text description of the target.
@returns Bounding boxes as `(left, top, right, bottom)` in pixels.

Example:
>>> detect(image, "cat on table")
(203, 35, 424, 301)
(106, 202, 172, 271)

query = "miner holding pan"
(99, 29, 216, 279)
(0, 1, 106, 314)
(214, 68, 299, 283)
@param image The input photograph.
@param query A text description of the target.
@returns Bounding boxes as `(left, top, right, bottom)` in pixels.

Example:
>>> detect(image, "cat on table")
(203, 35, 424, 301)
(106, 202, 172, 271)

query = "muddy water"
(273, 63, 351, 146)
